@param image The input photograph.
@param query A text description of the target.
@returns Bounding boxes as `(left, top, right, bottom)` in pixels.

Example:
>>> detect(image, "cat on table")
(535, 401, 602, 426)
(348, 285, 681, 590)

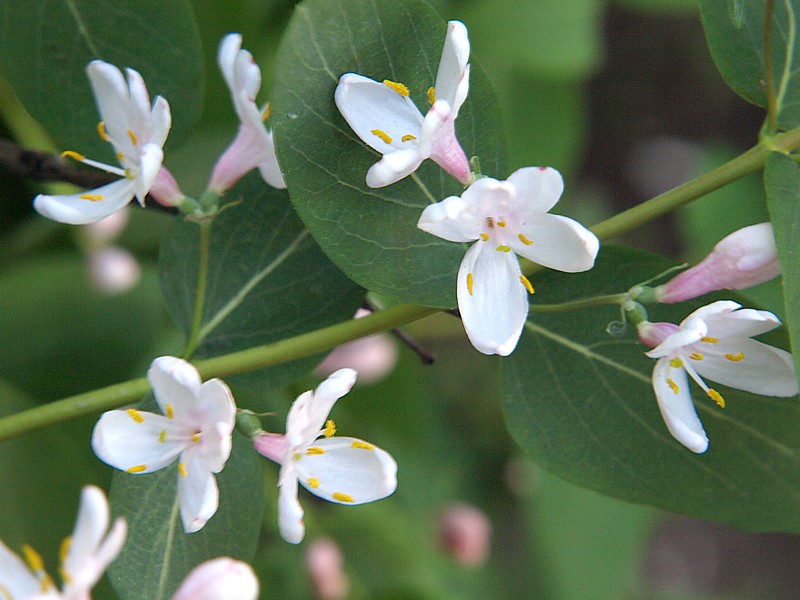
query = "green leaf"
(698, 0, 800, 129)
(270, 0, 505, 308)
(108, 433, 264, 600)
(503, 245, 800, 532)
(765, 151, 800, 383)
(159, 174, 364, 392)
(0, 0, 204, 157)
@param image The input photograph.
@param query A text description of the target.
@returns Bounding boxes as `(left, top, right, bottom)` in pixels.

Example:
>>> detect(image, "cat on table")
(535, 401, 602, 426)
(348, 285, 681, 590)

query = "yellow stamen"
(59, 537, 72, 584)
(495, 245, 511, 252)
(689, 352, 703, 361)
(306, 446, 325, 455)
(324, 419, 336, 438)
(158, 430, 167, 443)
(333, 492, 354, 503)
(520, 275, 534, 294)
(370, 128, 393, 144)
(467, 273, 474, 295)
(79, 193, 103, 202)
(701, 336, 719, 344)
(178, 462, 188, 478)
(117, 152, 125, 162)
(479, 233, 489, 241)
(126, 408, 144, 423)
(725, 352, 745, 362)
(669, 358, 683, 368)
(307, 477, 320, 489)
(97, 121, 109, 141)
(666, 378, 679, 394)
(708, 388, 725, 408)
(261, 101, 271, 122)
(22, 545, 55, 591)
(127, 129, 138, 145)
(518, 233, 534, 245)
(427, 86, 436, 105)
(497, 220, 506, 227)
(61, 150, 85, 161)
(401, 134, 417, 142)
(127, 465, 147, 473)
(382, 79, 410, 97)
(191, 433, 201, 443)
(351, 440, 375, 450)
(165, 404, 174, 419)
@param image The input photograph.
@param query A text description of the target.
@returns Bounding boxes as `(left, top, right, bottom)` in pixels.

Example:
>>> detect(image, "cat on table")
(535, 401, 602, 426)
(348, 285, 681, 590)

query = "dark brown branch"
(362, 300, 436, 365)
(0, 138, 115, 188)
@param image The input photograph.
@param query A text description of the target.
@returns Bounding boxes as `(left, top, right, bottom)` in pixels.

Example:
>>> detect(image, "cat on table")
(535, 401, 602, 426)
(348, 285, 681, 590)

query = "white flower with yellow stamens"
(638, 300, 799, 453)
(254, 368, 397, 544)
(91, 356, 236, 533)
(335, 20, 472, 187)
(34, 61, 172, 224)
(417, 166, 599, 356)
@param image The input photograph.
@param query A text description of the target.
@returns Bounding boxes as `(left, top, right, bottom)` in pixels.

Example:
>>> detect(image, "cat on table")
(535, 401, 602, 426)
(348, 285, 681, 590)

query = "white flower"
(640, 300, 799, 453)
(34, 61, 172, 224)
(91, 356, 236, 533)
(208, 33, 286, 193)
(254, 368, 398, 544)
(335, 20, 472, 188)
(172, 557, 259, 600)
(0, 485, 126, 600)
(417, 166, 599, 356)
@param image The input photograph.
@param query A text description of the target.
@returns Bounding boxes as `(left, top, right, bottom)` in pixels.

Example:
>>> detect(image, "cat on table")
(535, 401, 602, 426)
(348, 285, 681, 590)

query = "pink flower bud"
(637, 321, 680, 348)
(656, 223, 780, 303)
(436, 503, 492, 567)
(253, 432, 287, 464)
(84, 209, 130, 245)
(149, 166, 185, 207)
(306, 537, 350, 600)
(88, 246, 141, 293)
(172, 558, 259, 600)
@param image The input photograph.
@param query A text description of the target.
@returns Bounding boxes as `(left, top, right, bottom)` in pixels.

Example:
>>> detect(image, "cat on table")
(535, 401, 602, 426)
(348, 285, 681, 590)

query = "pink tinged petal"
(512, 214, 599, 273)
(506, 166, 565, 215)
(147, 356, 203, 419)
(424, 101, 471, 184)
(172, 557, 259, 600)
(285, 390, 316, 449)
(133, 143, 164, 203)
(218, 34, 243, 94)
(692, 339, 798, 397)
(149, 166, 185, 207)
(253, 432, 288, 464)
(278, 472, 305, 544)
(178, 458, 219, 533)
(645, 318, 707, 359)
(257, 129, 287, 189)
(435, 21, 470, 113)
(295, 437, 397, 504)
(417, 195, 479, 242)
(209, 124, 285, 193)
(34, 179, 136, 225)
(91, 410, 187, 473)
(365, 148, 424, 188)
(0, 541, 42, 597)
(652, 358, 709, 453)
(457, 242, 528, 356)
(637, 321, 680, 348)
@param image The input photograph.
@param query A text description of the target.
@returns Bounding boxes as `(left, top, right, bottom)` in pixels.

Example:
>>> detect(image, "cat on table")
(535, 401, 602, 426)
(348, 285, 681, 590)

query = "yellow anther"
(370, 128, 393, 144)
(351, 440, 375, 450)
(485, 217, 495, 229)
(191, 433, 201, 443)
(324, 419, 336, 438)
(669, 358, 683, 369)
(497, 220, 506, 227)
(261, 101, 271, 122)
(158, 430, 167, 443)
(126, 408, 145, 423)
(689, 352, 704, 361)
(401, 134, 417, 142)
(117, 152, 125, 162)
(333, 492, 354, 503)
(97, 121, 109, 141)
(127, 465, 147, 473)
(666, 378, 679, 394)
(479, 233, 489, 241)
(725, 352, 745, 362)
(306, 446, 325, 455)
(708, 388, 725, 408)
(79, 193, 103, 202)
(495, 245, 511, 252)
(293, 453, 301, 461)
(61, 150, 86, 161)
(467, 273, 474, 295)
(178, 462, 188, 478)
(383, 79, 410, 97)
(701, 336, 719, 344)
(165, 404, 174, 419)
(22, 545, 45, 571)
(59, 536, 73, 584)
(519, 275, 534, 294)
(518, 233, 534, 245)
(307, 477, 320, 489)
(427, 86, 436, 105)
(127, 129, 138, 145)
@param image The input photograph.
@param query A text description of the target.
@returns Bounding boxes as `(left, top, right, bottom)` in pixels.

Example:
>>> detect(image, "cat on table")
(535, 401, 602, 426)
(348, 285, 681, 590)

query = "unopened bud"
(172, 557, 259, 600)
(149, 166, 186, 207)
(636, 321, 680, 348)
(306, 537, 350, 600)
(84, 209, 129, 246)
(436, 503, 492, 567)
(253, 432, 286, 464)
(88, 247, 141, 293)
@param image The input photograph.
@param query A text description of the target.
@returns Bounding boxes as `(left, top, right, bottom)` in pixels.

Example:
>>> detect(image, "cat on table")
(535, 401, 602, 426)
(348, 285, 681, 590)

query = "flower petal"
(702, 307, 782, 340)
(196, 378, 236, 435)
(86, 61, 131, 148)
(278, 470, 305, 544)
(512, 214, 599, 273)
(295, 437, 397, 504)
(434, 21, 470, 113)
(33, 179, 136, 225)
(366, 148, 424, 188)
(645, 318, 707, 359)
(147, 356, 203, 420)
(194, 420, 234, 474)
(424, 101, 471, 185)
(457, 241, 528, 356)
(172, 557, 259, 600)
(0, 541, 42, 598)
(652, 358, 709, 453)
(417, 194, 478, 242)
(178, 458, 219, 533)
(506, 166, 565, 215)
(133, 143, 164, 203)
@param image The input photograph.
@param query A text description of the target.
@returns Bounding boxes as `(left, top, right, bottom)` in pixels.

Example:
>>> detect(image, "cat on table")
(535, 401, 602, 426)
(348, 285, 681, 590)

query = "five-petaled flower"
(638, 300, 798, 453)
(0, 485, 126, 600)
(34, 61, 173, 225)
(417, 166, 599, 356)
(335, 20, 472, 188)
(209, 33, 286, 193)
(91, 356, 236, 533)
(253, 368, 398, 544)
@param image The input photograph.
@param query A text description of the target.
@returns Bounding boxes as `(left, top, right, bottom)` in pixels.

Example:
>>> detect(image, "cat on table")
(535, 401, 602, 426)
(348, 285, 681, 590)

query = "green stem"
(411, 172, 438, 204)
(181, 220, 212, 358)
(765, 0, 778, 132)
(528, 293, 628, 314)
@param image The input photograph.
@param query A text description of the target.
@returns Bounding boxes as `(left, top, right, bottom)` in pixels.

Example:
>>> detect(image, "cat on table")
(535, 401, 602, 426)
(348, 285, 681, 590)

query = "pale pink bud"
(252, 432, 287, 464)
(637, 321, 680, 348)
(306, 537, 350, 600)
(149, 166, 185, 207)
(88, 246, 141, 293)
(84, 209, 130, 245)
(656, 223, 780, 303)
(172, 557, 259, 600)
(436, 503, 492, 567)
